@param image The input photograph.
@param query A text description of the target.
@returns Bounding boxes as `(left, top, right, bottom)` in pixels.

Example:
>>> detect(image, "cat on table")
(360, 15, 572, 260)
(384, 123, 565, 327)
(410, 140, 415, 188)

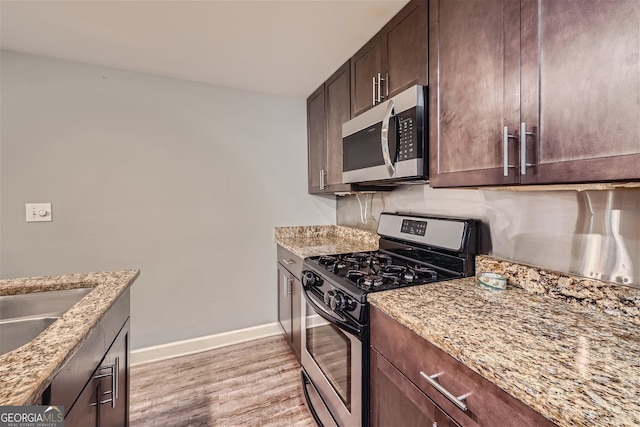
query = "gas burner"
(360, 275, 383, 288)
(384, 265, 406, 275)
(380, 273, 400, 285)
(346, 270, 366, 283)
(332, 261, 350, 274)
(351, 252, 370, 259)
(413, 265, 438, 281)
(403, 271, 417, 282)
(318, 256, 337, 267)
(370, 254, 393, 266)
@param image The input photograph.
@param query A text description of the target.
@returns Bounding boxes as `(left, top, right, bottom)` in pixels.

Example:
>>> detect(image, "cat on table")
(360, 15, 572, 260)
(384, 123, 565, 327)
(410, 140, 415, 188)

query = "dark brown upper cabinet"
(351, 0, 428, 117)
(307, 85, 326, 193)
(307, 62, 355, 194)
(429, 0, 640, 188)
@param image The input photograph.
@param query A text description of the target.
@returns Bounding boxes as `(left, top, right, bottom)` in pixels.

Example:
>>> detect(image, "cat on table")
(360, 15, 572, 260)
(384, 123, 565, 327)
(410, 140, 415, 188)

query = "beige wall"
(0, 51, 336, 348)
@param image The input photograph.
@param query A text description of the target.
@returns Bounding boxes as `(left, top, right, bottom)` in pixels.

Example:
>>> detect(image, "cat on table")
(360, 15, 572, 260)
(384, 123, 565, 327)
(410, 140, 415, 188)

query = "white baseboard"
(131, 322, 282, 366)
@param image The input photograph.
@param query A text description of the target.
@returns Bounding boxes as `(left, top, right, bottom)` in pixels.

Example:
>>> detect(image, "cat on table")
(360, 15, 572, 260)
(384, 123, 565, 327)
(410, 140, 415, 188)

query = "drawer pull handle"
(420, 371, 469, 412)
(91, 357, 119, 408)
(282, 259, 295, 265)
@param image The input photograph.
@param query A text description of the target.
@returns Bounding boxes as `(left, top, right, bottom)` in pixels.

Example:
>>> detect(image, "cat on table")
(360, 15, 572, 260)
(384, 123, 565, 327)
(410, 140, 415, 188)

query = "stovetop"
(310, 251, 448, 292)
(301, 213, 478, 325)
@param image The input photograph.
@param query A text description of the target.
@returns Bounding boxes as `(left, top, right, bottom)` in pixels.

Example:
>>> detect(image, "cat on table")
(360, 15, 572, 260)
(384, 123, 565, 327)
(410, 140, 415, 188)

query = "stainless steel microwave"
(342, 85, 427, 185)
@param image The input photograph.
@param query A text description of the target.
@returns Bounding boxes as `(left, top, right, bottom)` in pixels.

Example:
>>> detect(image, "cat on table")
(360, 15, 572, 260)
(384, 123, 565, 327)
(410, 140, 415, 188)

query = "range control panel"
(401, 219, 427, 236)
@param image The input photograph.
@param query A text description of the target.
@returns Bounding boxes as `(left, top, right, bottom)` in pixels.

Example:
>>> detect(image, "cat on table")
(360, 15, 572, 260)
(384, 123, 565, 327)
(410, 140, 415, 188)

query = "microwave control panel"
(397, 116, 417, 161)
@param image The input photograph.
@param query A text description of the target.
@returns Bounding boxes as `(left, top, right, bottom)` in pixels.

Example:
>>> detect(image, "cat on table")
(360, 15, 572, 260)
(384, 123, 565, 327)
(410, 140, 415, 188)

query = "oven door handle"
(304, 289, 361, 337)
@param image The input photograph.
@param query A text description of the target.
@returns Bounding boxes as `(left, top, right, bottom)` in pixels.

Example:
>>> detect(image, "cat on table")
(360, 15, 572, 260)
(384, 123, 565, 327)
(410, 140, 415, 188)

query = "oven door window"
(305, 302, 352, 410)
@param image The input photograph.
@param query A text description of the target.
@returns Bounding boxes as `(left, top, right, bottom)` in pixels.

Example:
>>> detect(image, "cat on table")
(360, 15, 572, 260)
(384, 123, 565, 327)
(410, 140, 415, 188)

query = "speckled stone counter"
(274, 225, 379, 258)
(0, 270, 139, 405)
(369, 256, 640, 427)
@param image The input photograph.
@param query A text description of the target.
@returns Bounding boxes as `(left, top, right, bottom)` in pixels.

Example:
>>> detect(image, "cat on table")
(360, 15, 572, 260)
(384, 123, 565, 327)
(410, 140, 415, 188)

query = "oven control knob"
(302, 271, 322, 288)
(330, 292, 346, 311)
(324, 290, 335, 305)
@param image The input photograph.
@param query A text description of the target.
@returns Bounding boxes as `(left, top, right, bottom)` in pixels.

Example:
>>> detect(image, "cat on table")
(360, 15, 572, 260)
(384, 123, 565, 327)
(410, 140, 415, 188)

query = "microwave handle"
(381, 99, 396, 177)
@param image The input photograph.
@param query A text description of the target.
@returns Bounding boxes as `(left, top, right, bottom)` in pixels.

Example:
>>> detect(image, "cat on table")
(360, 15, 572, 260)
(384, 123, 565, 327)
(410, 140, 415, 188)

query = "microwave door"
(342, 99, 399, 184)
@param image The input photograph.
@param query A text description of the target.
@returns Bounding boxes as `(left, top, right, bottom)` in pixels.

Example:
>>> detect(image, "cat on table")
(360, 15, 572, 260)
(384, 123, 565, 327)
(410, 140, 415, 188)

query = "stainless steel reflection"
(573, 191, 636, 285)
(336, 187, 640, 288)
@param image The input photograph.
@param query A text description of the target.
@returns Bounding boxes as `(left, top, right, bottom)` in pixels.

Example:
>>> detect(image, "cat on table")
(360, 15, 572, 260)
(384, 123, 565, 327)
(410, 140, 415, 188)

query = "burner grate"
(314, 251, 442, 291)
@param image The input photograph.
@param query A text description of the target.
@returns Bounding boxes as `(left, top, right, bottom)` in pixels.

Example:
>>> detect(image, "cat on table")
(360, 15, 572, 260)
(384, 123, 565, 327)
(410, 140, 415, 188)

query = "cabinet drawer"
(370, 307, 555, 427)
(277, 245, 302, 278)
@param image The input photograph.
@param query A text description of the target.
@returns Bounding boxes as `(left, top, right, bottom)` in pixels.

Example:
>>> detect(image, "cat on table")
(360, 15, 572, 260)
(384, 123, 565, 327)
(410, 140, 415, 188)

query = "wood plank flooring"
(130, 335, 315, 427)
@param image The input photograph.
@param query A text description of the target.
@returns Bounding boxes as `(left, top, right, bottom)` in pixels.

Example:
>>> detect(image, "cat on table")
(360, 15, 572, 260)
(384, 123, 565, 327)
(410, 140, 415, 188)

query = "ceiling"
(0, 0, 409, 99)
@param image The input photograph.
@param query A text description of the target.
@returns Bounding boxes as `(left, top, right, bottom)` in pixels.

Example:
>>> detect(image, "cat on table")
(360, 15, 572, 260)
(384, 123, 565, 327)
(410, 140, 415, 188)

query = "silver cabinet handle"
(377, 73, 386, 103)
(520, 122, 535, 175)
(503, 126, 517, 177)
(419, 371, 470, 412)
(114, 356, 119, 401)
(283, 275, 292, 297)
(92, 357, 119, 408)
(381, 99, 396, 177)
(385, 72, 389, 99)
(319, 169, 326, 190)
(372, 76, 377, 106)
(281, 258, 295, 265)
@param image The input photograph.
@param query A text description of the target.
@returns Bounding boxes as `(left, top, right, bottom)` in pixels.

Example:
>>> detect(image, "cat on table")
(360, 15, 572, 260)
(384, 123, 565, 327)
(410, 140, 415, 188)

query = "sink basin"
(0, 288, 93, 355)
(0, 316, 60, 355)
(0, 287, 93, 320)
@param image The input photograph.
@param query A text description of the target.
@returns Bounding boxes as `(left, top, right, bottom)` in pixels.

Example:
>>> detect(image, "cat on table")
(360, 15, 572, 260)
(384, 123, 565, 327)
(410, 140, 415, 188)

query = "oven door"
(301, 289, 362, 427)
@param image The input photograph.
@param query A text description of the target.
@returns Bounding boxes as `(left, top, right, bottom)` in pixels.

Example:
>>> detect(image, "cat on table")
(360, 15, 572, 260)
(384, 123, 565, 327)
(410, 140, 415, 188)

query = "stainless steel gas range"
(300, 212, 478, 427)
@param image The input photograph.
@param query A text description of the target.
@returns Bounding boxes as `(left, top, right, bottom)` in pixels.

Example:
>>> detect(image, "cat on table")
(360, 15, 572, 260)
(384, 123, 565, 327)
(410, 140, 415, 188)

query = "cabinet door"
(277, 264, 292, 341)
(429, 0, 521, 187)
(351, 36, 383, 117)
(64, 379, 99, 427)
(520, 0, 640, 184)
(384, 0, 428, 98)
(290, 277, 302, 361)
(101, 320, 129, 427)
(307, 84, 327, 194)
(371, 349, 459, 427)
(325, 62, 351, 189)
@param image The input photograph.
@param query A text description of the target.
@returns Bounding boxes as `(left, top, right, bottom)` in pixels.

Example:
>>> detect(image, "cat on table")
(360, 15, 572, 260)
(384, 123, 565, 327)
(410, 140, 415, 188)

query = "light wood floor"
(130, 335, 315, 427)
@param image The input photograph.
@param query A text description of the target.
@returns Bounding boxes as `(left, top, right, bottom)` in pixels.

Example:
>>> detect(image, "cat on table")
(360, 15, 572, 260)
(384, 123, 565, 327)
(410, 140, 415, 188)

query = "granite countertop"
(274, 225, 379, 258)
(368, 256, 640, 427)
(0, 270, 139, 406)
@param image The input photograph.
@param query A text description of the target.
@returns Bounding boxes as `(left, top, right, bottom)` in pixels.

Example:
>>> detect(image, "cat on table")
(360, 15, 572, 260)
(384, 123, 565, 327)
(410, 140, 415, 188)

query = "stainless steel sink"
(0, 287, 93, 320)
(0, 316, 60, 355)
(0, 287, 93, 355)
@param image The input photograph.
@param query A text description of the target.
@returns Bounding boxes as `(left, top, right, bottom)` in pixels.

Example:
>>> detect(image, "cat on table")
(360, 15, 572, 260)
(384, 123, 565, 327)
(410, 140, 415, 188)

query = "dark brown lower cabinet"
(370, 307, 556, 427)
(64, 319, 129, 427)
(371, 348, 459, 427)
(47, 290, 131, 427)
(276, 245, 303, 361)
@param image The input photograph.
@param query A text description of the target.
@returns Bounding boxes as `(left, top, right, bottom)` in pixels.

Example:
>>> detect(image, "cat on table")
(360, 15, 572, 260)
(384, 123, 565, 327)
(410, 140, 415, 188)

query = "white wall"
(0, 51, 336, 349)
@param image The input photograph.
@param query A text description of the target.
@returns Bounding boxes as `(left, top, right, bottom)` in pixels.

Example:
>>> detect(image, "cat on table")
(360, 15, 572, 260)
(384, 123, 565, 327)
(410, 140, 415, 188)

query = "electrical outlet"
(26, 203, 52, 222)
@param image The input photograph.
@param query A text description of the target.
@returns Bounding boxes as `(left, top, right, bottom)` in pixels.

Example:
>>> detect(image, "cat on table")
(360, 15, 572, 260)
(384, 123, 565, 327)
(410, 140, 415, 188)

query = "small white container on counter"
(477, 272, 507, 291)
